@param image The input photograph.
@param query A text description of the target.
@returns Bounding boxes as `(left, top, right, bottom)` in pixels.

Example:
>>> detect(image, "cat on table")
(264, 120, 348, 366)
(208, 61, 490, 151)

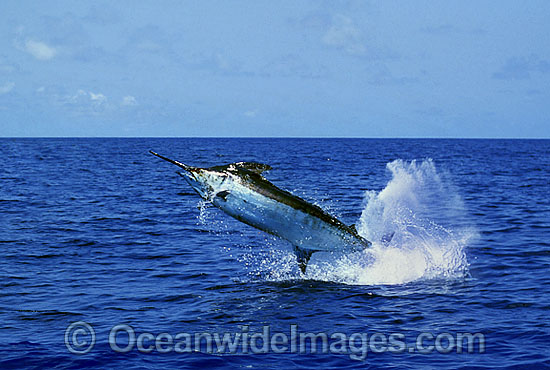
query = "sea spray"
(308, 159, 474, 285)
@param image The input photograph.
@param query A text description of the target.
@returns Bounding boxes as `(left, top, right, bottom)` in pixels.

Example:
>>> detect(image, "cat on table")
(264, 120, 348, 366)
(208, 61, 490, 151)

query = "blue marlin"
(150, 151, 371, 273)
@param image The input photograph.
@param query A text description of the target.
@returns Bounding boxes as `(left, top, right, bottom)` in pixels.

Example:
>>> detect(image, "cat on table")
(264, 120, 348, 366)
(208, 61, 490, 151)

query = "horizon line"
(0, 136, 549, 140)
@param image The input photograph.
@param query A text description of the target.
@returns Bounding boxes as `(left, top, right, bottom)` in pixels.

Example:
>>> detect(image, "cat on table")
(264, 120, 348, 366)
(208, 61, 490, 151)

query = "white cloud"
(24, 40, 56, 60)
(322, 15, 366, 56)
(89, 92, 107, 103)
(73, 89, 88, 101)
(0, 82, 15, 94)
(243, 110, 257, 118)
(121, 95, 137, 106)
(52, 89, 110, 115)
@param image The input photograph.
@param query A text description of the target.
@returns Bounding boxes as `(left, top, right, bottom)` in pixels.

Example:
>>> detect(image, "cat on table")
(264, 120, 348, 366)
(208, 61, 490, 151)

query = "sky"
(0, 1, 549, 137)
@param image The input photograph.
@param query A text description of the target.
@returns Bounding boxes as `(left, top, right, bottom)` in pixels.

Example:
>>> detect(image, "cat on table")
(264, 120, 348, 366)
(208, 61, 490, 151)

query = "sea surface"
(0, 138, 549, 369)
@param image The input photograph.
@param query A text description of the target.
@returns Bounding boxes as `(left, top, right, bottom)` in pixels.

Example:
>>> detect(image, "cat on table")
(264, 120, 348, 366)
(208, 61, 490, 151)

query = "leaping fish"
(150, 151, 372, 273)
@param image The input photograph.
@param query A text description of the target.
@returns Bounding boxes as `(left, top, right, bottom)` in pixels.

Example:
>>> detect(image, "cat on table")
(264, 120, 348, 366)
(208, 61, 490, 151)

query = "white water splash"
(306, 159, 475, 285)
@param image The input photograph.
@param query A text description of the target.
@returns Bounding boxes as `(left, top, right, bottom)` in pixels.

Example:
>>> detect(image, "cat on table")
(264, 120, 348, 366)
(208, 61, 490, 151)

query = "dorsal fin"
(210, 162, 272, 174)
(349, 224, 357, 233)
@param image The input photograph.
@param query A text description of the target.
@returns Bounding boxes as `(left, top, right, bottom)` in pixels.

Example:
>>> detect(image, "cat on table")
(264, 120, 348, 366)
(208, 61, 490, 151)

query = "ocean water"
(0, 138, 549, 369)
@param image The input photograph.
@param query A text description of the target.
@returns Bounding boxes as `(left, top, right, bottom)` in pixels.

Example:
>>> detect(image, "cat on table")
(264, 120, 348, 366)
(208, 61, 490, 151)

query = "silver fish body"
(150, 151, 371, 272)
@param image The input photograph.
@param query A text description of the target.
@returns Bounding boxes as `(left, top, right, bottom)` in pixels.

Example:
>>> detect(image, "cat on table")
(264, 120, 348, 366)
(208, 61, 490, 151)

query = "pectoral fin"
(293, 246, 314, 274)
(215, 190, 231, 201)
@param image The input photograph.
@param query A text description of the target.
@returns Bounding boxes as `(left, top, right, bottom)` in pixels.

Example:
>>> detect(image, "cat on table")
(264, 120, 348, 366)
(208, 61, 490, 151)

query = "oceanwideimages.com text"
(65, 322, 485, 360)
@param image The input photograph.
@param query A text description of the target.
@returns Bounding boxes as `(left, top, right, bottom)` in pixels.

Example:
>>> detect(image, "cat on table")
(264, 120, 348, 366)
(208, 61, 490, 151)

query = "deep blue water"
(1, 138, 549, 369)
